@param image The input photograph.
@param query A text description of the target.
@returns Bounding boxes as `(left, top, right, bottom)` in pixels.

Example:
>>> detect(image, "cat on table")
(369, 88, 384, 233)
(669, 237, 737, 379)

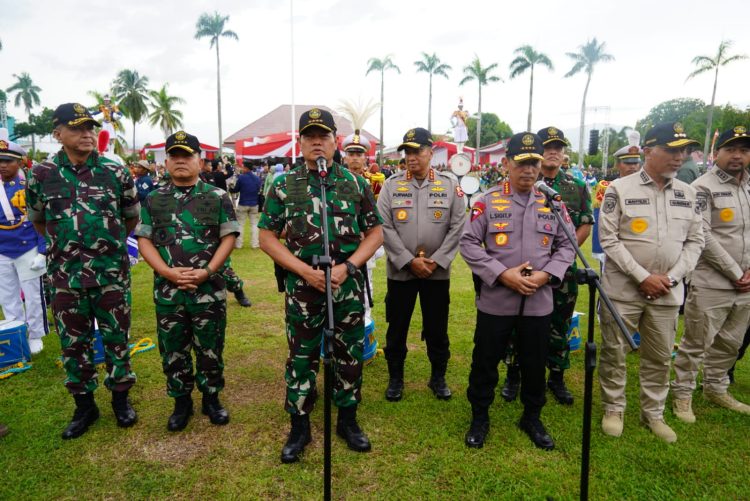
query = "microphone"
(534, 180, 562, 202)
(316, 156, 328, 177)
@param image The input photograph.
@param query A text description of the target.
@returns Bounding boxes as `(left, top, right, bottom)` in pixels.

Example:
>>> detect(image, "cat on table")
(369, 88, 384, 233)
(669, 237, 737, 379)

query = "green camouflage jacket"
(135, 181, 239, 305)
(541, 170, 594, 228)
(258, 162, 382, 266)
(26, 150, 139, 289)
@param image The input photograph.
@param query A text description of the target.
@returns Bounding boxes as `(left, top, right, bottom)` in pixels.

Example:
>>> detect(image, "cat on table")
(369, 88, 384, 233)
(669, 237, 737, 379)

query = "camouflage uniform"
(541, 170, 593, 370)
(259, 163, 381, 414)
(223, 259, 244, 294)
(134, 181, 239, 397)
(26, 150, 139, 394)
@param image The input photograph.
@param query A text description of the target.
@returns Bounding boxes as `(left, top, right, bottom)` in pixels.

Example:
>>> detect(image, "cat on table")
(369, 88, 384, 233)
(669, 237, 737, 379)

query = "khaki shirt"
(691, 167, 750, 289)
(599, 168, 704, 305)
(377, 168, 466, 281)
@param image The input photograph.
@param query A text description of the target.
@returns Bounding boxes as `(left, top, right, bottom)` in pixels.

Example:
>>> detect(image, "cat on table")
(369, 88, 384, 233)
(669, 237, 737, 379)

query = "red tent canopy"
(236, 133, 378, 160)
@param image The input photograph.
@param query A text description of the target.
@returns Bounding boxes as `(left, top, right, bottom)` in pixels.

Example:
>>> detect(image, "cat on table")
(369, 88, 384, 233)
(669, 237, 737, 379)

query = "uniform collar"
(405, 167, 435, 182)
(56, 149, 98, 169)
(712, 166, 746, 185)
(637, 167, 675, 189)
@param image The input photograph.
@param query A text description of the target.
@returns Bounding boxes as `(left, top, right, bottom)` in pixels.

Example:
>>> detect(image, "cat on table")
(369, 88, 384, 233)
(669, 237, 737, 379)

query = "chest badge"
(396, 209, 408, 221)
(631, 218, 648, 234)
(720, 208, 734, 222)
(495, 233, 509, 246)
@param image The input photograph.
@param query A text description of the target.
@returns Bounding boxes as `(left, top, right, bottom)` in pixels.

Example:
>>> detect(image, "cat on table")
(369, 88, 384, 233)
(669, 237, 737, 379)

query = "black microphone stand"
(311, 158, 334, 501)
(542, 192, 636, 501)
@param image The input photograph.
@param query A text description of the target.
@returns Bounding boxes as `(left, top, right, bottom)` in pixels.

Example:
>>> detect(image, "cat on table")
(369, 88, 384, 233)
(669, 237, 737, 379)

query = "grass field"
(1, 240, 749, 500)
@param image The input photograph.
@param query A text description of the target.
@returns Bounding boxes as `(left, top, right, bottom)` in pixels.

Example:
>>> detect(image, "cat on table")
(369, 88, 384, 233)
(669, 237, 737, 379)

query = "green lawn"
(1, 241, 748, 500)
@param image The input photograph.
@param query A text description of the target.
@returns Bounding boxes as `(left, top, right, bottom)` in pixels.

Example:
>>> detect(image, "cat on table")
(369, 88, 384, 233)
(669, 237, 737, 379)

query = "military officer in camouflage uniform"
(672, 126, 750, 421)
(461, 132, 576, 450)
(377, 127, 466, 402)
(599, 122, 704, 443)
(259, 109, 383, 463)
(136, 131, 239, 431)
(26, 103, 139, 439)
(502, 127, 593, 405)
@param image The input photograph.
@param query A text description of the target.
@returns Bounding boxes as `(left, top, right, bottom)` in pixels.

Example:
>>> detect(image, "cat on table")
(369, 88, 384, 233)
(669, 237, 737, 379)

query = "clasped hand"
(164, 266, 210, 291)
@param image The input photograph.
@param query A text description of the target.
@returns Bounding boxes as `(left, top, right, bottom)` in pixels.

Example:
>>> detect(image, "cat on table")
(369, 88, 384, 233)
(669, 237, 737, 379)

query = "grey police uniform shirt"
(459, 182, 576, 317)
(377, 168, 466, 281)
(691, 167, 750, 289)
(599, 168, 705, 306)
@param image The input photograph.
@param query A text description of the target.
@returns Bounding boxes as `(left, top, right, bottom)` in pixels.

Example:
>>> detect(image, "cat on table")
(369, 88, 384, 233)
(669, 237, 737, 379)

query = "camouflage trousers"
(155, 301, 226, 398)
(548, 262, 579, 371)
(51, 282, 136, 394)
(223, 259, 244, 294)
(284, 272, 365, 415)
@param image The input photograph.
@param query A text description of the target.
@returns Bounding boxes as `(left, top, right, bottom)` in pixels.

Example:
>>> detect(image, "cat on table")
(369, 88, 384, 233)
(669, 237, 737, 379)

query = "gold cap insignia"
(309, 108, 321, 119)
(673, 122, 685, 134)
(547, 127, 558, 135)
(175, 131, 187, 141)
(522, 134, 535, 146)
(73, 103, 86, 114)
(0, 140, 7, 149)
(406, 129, 416, 140)
(734, 126, 747, 136)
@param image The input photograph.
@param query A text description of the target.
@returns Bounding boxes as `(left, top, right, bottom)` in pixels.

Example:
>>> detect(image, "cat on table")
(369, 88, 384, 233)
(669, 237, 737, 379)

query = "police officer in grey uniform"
(460, 132, 576, 450)
(377, 128, 466, 402)
(598, 122, 704, 443)
(672, 126, 750, 421)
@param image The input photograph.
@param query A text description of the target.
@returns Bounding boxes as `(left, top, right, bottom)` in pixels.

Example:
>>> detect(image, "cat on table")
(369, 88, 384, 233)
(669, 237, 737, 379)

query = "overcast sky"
(2, 0, 748, 153)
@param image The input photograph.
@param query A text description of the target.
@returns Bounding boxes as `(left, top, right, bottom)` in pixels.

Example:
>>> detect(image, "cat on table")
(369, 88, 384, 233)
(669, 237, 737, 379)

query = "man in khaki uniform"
(598, 122, 704, 443)
(377, 127, 466, 402)
(672, 126, 750, 421)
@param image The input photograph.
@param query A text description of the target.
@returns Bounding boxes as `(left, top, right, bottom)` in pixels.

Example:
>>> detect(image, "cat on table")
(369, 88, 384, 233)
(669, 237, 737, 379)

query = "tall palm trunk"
(427, 73, 433, 132)
(702, 65, 720, 165)
(216, 40, 223, 151)
(132, 118, 136, 155)
(578, 72, 592, 165)
(379, 69, 384, 164)
(527, 66, 534, 131)
(476, 82, 482, 163)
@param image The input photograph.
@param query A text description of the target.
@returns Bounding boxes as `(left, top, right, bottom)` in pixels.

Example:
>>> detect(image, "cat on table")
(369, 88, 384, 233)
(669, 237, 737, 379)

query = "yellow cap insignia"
(0, 140, 7, 149)
(73, 103, 86, 114)
(309, 108, 321, 119)
(720, 208, 734, 222)
(673, 122, 685, 134)
(175, 131, 187, 141)
(734, 126, 747, 136)
(522, 134, 535, 146)
(396, 209, 408, 221)
(631, 218, 648, 234)
(548, 127, 558, 135)
(495, 233, 509, 246)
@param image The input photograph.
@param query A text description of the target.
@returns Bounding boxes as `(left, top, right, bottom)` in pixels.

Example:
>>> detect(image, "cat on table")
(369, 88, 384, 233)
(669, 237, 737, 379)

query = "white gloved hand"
(30, 253, 46, 271)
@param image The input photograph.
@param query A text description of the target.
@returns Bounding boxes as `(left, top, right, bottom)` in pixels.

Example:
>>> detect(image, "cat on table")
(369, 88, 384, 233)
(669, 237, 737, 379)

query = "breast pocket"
(487, 219, 515, 249)
(44, 193, 73, 221)
(392, 206, 412, 224)
(622, 206, 654, 242)
(427, 199, 449, 223)
(332, 205, 359, 237)
(152, 224, 176, 246)
(711, 196, 737, 228)
(536, 218, 557, 249)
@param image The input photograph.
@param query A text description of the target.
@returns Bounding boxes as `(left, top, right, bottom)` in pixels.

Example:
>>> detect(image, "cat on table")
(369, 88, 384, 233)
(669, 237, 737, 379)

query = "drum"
(460, 175, 480, 195)
(449, 153, 471, 176)
(0, 320, 30, 367)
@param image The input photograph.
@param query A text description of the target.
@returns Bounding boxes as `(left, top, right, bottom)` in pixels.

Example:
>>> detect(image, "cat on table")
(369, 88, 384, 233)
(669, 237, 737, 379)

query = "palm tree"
(459, 56, 501, 152)
(509, 45, 554, 131)
(565, 38, 614, 161)
(687, 40, 748, 164)
(366, 55, 401, 163)
(414, 52, 451, 132)
(6, 72, 42, 152)
(195, 11, 239, 151)
(111, 69, 150, 152)
(148, 84, 185, 137)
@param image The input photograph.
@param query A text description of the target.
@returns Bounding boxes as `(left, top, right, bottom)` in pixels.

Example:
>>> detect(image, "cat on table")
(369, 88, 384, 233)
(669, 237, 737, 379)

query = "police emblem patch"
(309, 108, 321, 119)
(547, 127, 558, 136)
(522, 134, 535, 146)
(175, 131, 187, 141)
(603, 193, 617, 214)
(73, 103, 86, 114)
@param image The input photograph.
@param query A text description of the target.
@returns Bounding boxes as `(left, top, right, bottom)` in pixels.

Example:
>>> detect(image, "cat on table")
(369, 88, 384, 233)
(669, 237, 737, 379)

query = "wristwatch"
(344, 260, 358, 277)
(204, 263, 218, 279)
(667, 275, 679, 288)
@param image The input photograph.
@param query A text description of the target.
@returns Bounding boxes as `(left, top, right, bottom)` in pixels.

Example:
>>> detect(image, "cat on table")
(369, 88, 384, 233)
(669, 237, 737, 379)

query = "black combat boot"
(547, 369, 574, 405)
(336, 405, 371, 452)
(62, 392, 100, 440)
(167, 395, 193, 432)
(111, 390, 137, 428)
(202, 392, 229, 425)
(281, 413, 311, 464)
(385, 359, 404, 402)
(501, 363, 521, 402)
(518, 409, 555, 451)
(234, 289, 252, 307)
(427, 362, 452, 400)
(465, 406, 490, 448)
